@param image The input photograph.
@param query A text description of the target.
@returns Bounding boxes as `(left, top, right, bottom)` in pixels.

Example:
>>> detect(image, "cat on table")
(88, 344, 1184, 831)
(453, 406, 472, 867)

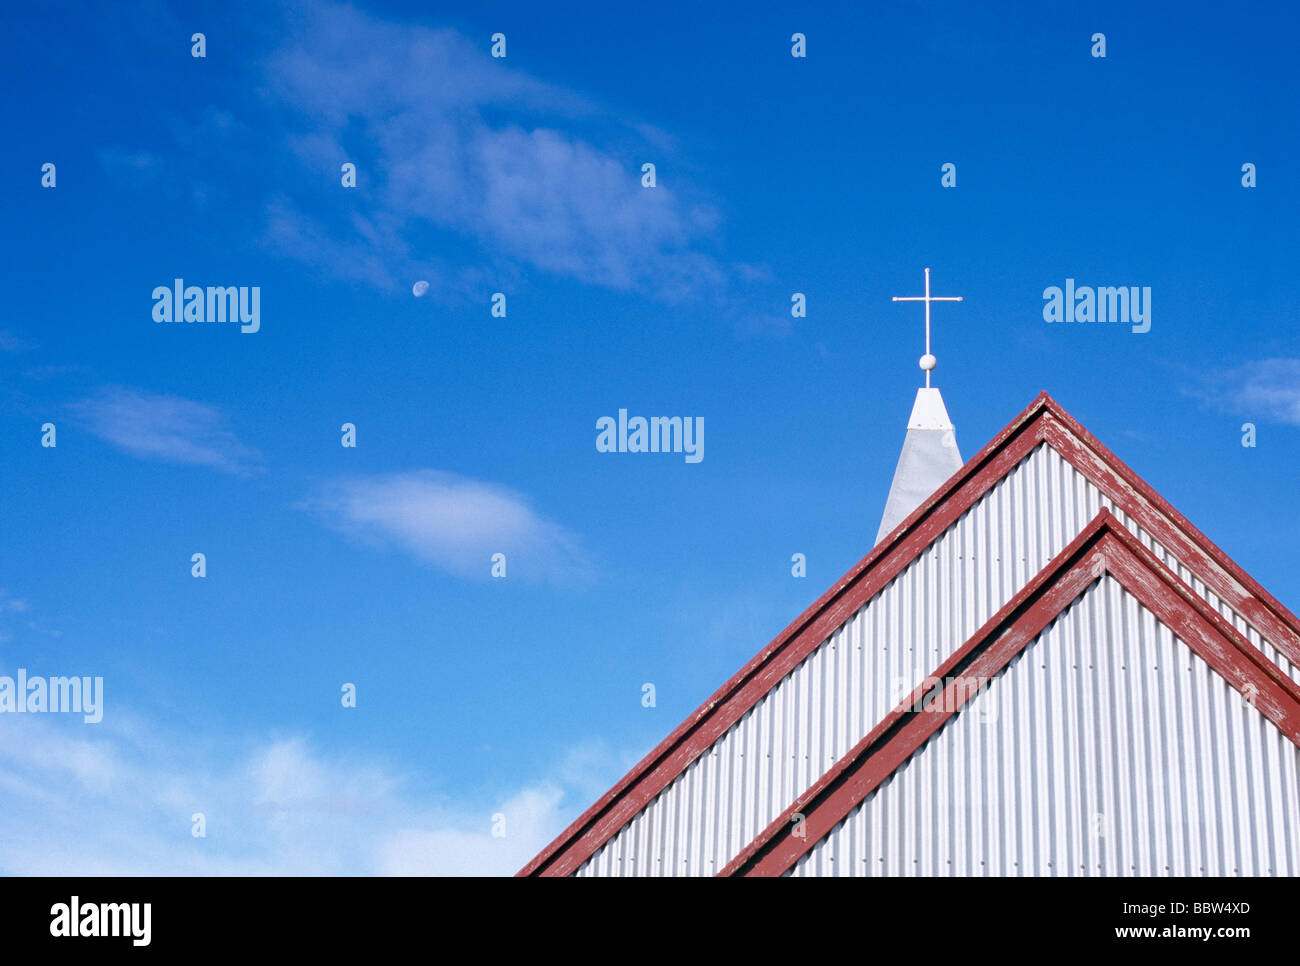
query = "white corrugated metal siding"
(577, 443, 1298, 875)
(791, 576, 1300, 876)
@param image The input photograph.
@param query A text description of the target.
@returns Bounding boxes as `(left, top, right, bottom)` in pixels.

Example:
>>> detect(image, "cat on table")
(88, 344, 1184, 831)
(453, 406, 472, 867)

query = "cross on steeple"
(892, 268, 963, 388)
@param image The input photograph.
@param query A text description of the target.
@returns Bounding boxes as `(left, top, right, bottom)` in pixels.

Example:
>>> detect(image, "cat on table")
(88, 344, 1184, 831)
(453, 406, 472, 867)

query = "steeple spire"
(876, 269, 965, 544)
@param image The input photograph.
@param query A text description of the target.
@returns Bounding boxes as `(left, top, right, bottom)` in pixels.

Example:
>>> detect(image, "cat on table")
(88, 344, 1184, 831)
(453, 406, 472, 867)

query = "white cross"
(892, 267, 963, 388)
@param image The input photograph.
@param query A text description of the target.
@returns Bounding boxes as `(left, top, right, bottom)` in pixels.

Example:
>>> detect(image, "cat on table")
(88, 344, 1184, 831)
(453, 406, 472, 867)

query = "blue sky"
(1, 0, 1297, 874)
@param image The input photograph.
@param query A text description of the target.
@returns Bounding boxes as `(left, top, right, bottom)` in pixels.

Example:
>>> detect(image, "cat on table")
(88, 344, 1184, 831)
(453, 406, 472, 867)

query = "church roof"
(723, 509, 1300, 876)
(519, 392, 1300, 877)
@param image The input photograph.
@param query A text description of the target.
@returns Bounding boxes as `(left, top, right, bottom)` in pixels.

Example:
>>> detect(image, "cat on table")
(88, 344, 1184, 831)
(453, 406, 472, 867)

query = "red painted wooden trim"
(721, 509, 1300, 877)
(519, 392, 1300, 877)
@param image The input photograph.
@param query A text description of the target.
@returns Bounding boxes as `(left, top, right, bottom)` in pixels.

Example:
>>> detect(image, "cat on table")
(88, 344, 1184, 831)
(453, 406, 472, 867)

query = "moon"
(412, 280, 429, 297)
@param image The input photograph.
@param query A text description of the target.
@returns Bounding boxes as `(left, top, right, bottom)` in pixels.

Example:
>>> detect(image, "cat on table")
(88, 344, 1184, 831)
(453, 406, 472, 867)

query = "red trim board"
(720, 510, 1300, 877)
(519, 393, 1300, 877)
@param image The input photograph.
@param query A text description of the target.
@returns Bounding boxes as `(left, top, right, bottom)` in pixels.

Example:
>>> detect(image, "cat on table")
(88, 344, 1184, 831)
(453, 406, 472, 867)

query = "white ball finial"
(919, 353, 937, 372)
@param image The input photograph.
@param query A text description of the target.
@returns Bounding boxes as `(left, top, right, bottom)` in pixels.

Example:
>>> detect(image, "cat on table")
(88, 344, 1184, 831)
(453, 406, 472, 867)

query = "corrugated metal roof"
(577, 443, 1299, 876)
(790, 575, 1300, 876)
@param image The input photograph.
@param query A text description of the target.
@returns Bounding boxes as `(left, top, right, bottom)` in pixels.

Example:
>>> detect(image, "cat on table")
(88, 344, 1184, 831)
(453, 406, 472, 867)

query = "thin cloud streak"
(69, 386, 261, 475)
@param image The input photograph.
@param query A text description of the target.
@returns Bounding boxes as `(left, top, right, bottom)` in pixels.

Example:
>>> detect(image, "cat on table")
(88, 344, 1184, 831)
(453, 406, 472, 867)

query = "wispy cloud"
(0, 591, 27, 616)
(69, 386, 260, 475)
(1196, 358, 1300, 427)
(0, 709, 622, 876)
(98, 146, 163, 184)
(303, 470, 591, 582)
(0, 329, 34, 353)
(21, 363, 90, 382)
(380, 743, 625, 875)
(263, 0, 724, 300)
(264, 195, 411, 291)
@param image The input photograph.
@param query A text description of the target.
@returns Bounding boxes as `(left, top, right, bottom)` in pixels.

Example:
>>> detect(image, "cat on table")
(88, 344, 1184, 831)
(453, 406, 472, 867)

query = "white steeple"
(876, 269, 964, 544)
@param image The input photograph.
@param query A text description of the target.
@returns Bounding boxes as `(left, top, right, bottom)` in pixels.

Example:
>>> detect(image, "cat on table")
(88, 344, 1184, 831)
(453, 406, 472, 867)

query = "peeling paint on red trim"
(518, 393, 1300, 877)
